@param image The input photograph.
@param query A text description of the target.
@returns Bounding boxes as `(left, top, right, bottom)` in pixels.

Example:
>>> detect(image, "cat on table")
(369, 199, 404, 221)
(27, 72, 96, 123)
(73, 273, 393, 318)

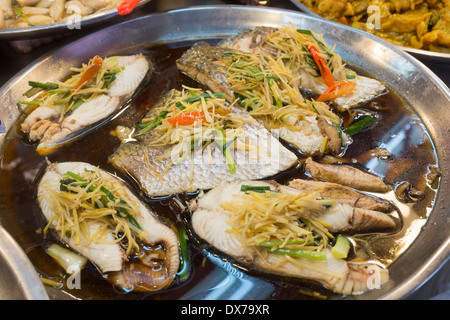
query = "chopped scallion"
(45, 243, 88, 274)
(257, 239, 310, 247)
(331, 235, 351, 259)
(70, 99, 84, 111)
(216, 129, 236, 174)
(343, 114, 378, 136)
(177, 228, 189, 280)
(297, 29, 334, 57)
(64, 171, 85, 181)
(28, 81, 58, 90)
(240, 185, 272, 193)
(268, 247, 327, 260)
(18, 100, 40, 105)
(137, 110, 169, 134)
(175, 92, 226, 109)
(40, 276, 63, 288)
(99, 185, 142, 231)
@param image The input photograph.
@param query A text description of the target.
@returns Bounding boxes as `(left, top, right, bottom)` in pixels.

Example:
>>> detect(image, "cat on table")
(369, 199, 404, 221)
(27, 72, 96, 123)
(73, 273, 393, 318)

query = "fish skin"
(217, 26, 276, 54)
(190, 180, 391, 295)
(304, 157, 391, 193)
(37, 161, 180, 283)
(176, 41, 340, 156)
(219, 26, 386, 110)
(177, 41, 234, 102)
(109, 89, 298, 197)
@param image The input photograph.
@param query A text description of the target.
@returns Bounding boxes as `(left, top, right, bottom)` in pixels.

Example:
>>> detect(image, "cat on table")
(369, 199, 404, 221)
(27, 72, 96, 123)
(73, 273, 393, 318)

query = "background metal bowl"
(0, 5, 448, 300)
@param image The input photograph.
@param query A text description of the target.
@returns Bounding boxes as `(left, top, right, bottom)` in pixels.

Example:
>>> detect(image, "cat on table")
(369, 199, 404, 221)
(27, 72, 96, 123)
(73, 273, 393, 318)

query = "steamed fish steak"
(176, 41, 346, 156)
(219, 25, 386, 111)
(109, 87, 298, 197)
(38, 161, 179, 292)
(288, 178, 392, 212)
(190, 180, 393, 295)
(20, 54, 151, 155)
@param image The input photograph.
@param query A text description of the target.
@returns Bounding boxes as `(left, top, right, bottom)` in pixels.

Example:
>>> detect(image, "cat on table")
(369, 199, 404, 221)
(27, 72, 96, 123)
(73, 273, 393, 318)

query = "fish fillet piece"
(219, 25, 386, 111)
(271, 116, 339, 156)
(288, 178, 392, 212)
(109, 89, 298, 197)
(21, 54, 151, 155)
(308, 75, 386, 111)
(176, 41, 345, 156)
(276, 182, 396, 232)
(190, 180, 391, 295)
(192, 180, 396, 234)
(37, 161, 179, 292)
(304, 157, 391, 193)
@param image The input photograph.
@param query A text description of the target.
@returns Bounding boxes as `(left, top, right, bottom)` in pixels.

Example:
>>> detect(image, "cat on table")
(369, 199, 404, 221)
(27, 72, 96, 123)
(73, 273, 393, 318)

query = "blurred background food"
(0, 0, 122, 30)
(296, 0, 450, 53)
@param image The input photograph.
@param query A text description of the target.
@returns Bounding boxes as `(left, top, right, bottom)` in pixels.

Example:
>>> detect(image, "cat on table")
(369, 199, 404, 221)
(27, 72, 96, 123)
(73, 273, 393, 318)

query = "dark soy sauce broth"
(0, 41, 440, 300)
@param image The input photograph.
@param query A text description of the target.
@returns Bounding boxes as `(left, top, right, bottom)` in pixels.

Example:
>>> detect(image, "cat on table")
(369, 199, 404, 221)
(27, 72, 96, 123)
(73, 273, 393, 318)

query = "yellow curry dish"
(296, 0, 450, 53)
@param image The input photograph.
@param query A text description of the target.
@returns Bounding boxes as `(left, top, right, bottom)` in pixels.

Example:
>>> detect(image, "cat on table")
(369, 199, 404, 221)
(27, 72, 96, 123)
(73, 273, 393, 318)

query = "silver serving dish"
(289, 0, 450, 63)
(0, 5, 449, 300)
(0, 0, 152, 40)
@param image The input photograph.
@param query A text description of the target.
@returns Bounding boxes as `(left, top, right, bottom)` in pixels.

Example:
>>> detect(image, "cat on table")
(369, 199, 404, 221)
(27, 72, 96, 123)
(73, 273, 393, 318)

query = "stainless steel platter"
(289, 0, 450, 64)
(0, 0, 152, 40)
(0, 5, 449, 300)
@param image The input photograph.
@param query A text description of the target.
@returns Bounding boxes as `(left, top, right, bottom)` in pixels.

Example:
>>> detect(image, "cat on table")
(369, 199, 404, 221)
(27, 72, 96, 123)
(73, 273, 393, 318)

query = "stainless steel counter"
(0, 0, 448, 300)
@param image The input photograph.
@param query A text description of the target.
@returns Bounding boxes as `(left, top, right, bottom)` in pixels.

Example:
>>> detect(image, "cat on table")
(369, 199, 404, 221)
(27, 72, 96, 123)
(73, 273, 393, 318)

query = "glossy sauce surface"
(0, 41, 440, 300)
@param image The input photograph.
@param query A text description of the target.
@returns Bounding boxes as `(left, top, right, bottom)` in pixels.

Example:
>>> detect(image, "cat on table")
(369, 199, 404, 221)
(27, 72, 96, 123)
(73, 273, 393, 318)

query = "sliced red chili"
(307, 42, 334, 88)
(167, 111, 206, 126)
(316, 80, 357, 102)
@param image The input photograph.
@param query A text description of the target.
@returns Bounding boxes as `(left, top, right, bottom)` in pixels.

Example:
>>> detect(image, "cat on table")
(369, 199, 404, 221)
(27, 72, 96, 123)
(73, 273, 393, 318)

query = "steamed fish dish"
(0, 23, 438, 300)
(37, 162, 179, 292)
(177, 39, 345, 156)
(109, 87, 298, 197)
(219, 25, 386, 111)
(177, 25, 385, 155)
(20, 54, 151, 155)
(190, 180, 396, 295)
